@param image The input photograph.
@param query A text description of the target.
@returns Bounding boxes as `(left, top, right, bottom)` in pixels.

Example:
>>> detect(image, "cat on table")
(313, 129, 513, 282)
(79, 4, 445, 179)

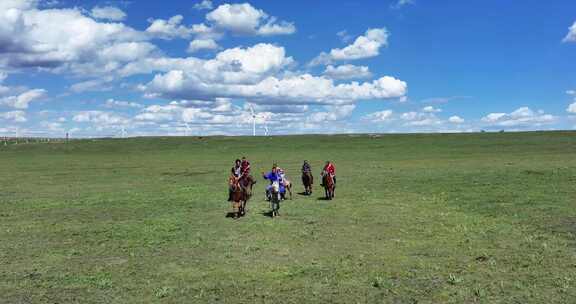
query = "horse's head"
(271, 181, 280, 193)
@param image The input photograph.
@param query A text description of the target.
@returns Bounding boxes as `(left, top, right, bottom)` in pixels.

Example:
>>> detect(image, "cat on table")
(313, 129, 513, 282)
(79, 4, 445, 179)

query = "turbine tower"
(249, 104, 257, 136)
(263, 117, 270, 136)
(184, 123, 191, 136)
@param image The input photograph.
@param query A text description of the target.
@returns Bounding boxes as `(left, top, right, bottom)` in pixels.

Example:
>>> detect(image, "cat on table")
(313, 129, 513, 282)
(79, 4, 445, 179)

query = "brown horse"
(302, 171, 313, 195)
(230, 181, 244, 219)
(238, 175, 256, 216)
(322, 171, 335, 200)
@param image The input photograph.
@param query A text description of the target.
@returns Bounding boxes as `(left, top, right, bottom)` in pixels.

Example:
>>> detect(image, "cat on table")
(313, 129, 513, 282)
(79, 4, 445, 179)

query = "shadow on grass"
(297, 192, 313, 196)
(261, 211, 275, 218)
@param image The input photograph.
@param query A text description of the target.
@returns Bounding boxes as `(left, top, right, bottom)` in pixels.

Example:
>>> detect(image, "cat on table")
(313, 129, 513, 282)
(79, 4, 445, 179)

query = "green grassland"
(1, 132, 575, 303)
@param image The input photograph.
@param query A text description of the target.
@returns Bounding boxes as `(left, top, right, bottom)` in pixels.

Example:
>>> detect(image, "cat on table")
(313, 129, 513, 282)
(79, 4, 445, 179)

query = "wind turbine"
(263, 117, 270, 136)
(184, 123, 191, 136)
(248, 104, 257, 136)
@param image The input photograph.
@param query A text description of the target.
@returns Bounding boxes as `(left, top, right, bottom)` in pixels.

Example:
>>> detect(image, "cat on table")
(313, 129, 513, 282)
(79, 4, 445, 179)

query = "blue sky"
(1, 0, 575, 137)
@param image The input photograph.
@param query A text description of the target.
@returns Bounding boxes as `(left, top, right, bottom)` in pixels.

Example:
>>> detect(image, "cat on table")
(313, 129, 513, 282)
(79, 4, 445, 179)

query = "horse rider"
(228, 159, 242, 201)
(276, 165, 287, 186)
(302, 160, 313, 181)
(262, 165, 285, 199)
(321, 160, 336, 189)
(240, 156, 251, 181)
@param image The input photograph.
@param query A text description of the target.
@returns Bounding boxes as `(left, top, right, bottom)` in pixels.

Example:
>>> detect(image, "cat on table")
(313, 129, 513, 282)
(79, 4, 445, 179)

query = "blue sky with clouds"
(1, 0, 575, 137)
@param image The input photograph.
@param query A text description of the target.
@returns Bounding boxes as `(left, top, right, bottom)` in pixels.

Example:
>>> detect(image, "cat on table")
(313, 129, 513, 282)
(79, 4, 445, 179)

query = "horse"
(269, 181, 281, 217)
(322, 171, 335, 200)
(238, 175, 256, 216)
(229, 181, 244, 219)
(282, 179, 293, 200)
(301, 171, 313, 195)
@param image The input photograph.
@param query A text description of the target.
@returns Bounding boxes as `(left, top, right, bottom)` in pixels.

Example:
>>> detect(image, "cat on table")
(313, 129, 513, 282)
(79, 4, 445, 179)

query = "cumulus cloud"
(401, 111, 443, 127)
(448, 116, 464, 123)
(310, 28, 389, 65)
(206, 3, 295, 36)
(146, 15, 195, 39)
(337, 30, 353, 43)
(0, 89, 46, 109)
(481, 107, 555, 127)
(146, 70, 407, 105)
(0, 1, 153, 75)
(563, 21, 576, 43)
(363, 110, 393, 122)
(73, 111, 129, 125)
(422, 106, 442, 113)
(0, 110, 27, 122)
(123, 43, 294, 84)
(129, 43, 406, 105)
(391, 0, 415, 9)
(567, 102, 576, 114)
(323, 64, 372, 80)
(308, 105, 356, 123)
(69, 78, 114, 93)
(188, 38, 219, 53)
(104, 98, 143, 109)
(193, 0, 213, 10)
(91, 6, 126, 21)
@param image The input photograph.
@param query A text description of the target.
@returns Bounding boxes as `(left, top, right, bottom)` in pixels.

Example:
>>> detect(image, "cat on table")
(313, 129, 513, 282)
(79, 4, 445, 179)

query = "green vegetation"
(1, 132, 575, 303)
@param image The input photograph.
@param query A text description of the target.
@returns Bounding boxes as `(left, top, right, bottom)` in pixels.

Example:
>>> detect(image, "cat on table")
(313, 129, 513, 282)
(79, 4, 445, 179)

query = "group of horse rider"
(228, 157, 337, 218)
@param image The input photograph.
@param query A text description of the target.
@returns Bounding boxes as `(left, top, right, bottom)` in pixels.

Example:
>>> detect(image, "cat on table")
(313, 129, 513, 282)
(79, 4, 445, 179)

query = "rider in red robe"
(240, 156, 251, 180)
(321, 161, 336, 187)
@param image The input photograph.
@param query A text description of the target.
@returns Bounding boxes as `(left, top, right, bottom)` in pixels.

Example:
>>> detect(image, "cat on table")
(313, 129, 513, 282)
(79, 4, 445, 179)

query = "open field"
(1, 132, 575, 303)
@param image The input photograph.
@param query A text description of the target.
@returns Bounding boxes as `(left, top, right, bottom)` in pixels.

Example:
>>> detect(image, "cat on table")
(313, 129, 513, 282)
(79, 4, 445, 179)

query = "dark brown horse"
(302, 171, 313, 195)
(322, 171, 334, 200)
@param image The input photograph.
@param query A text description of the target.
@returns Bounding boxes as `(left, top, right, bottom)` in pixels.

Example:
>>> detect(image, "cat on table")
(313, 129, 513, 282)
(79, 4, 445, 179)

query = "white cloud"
(188, 38, 219, 53)
(400, 111, 444, 127)
(0, 2, 153, 75)
(567, 102, 576, 114)
(90, 6, 126, 21)
(146, 71, 407, 105)
(206, 3, 295, 36)
(563, 21, 576, 43)
(363, 110, 393, 122)
(73, 111, 129, 125)
(323, 64, 372, 80)
(0, 89, 46, 109)
(337, 30, 353, 43)
(146, 15, 194, 39)
(193, 0, 213, 10)
(310, 28, 389, 65)
(448, 116, 464, 124)
(391, 0, 415, 9)
(104, 98, 143, 109)
(251, 104, 309, 114)
(421, 96, 471, 104)
(123, 43, 294, 84)
(0, 110, 27, 122)
(308, 105, 356, 123)
(70, 79, 113, 93)
(422, 106, 442, 113)
(481, 107, 555, 127)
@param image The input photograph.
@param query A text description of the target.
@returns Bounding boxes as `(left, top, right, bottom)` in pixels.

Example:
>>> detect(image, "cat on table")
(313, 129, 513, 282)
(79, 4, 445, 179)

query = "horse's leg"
(288, 184, 292, 200)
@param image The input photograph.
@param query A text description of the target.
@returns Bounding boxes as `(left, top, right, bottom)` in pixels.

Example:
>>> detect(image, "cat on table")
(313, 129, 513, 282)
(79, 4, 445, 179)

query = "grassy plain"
(1, 132, 575, 303)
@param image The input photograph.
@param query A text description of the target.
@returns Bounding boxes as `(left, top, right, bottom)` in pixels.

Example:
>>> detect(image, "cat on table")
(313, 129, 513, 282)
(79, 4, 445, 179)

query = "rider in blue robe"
(263, 167, 286, 196)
